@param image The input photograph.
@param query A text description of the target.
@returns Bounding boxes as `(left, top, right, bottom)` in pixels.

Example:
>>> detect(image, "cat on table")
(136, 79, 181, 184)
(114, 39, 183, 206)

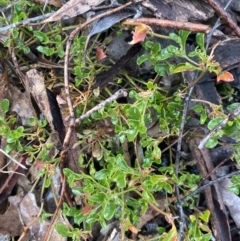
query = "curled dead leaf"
(96, 46, 107, 61)
(216, 71, 234, 82)
(126, 23, 150, 45)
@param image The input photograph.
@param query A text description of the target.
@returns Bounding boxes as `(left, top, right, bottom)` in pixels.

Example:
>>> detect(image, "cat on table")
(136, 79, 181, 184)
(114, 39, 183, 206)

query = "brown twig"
(17, 201, 45, 241)
(123, 18, 211, 33)
(75, 89, 127, 124)
(42, 174, 66, 241)
(205, 0, 240, 37)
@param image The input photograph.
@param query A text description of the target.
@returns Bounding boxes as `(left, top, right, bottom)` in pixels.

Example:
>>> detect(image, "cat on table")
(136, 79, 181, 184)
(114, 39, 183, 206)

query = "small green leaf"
(146, 81, 154, 90)
(94, 169, 110, 180)
(196, 33, 205, 50)
(169, 33, 181, 45)
(154, 64, 168, 76)
(205, 137, 218, 148)
(127, 128, 138, 141)
(89, 193, 106, 203)
(55, 223, 70, 237)
(151, 43, 160, 55)
(128, 107, 141, 119)
(188, 50, 198, 57)
(0, 99, 9, 114)
(103, 202, 116, 220)
(112, 173, 126, 188)
(200, 113, 207, 125)
(159, 48, 174, 60)
(37, 46, 54, 56)
(199, 210, 210, 222)
(224, 122, 237, 136)
(44, 178, 51, 188)
(34, 31, 49, 43)
(164, 183, 173, 194)
(179, 30, 191, 51)
(116, 154, 130, 171)
(172, 62, 196, 73)
(137, 54, 149, 65)
(142, 190, 155, 202)
(207, 117, 223, 130)
(167, 45, 179, 54)
(144, 40, 154, 49)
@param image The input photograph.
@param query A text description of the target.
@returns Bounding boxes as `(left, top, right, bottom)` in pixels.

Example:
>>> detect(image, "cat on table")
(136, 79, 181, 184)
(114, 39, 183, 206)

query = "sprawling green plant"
(2, 2, 240, 239)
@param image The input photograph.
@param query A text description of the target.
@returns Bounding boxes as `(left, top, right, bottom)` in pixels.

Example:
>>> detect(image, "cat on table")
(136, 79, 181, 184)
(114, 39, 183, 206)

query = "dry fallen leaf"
(43, 0, 105, 23)
(0, 196, 25, 238)
(9, 84, 37, 126)
(33, 0, 63, 7)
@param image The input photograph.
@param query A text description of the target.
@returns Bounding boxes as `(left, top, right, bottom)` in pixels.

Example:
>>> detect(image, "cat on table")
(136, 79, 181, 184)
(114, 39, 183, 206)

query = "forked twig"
(205, 0, 240, 37)
(0, 149, 26, 169)
(75, 89, 127, 124)
(181, 169, 240, 204)
(198, 104, 240, 149)
(0, 12, 53, 33)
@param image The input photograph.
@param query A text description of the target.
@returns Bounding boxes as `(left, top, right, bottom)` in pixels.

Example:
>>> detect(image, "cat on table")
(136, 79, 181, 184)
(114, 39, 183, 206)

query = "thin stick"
(205, 0, 240, 37)
(75, 89, 127, 124)
(42, 175, 66, 241)
(198, 104, 240, 149)
(181, 169, 240, 204)
(175, 84, 195, 241)
(0, 12, 53, 33)
(123, 18, 211, 33)
(205, 0, 234, 49)
(0, 149, 26, 169)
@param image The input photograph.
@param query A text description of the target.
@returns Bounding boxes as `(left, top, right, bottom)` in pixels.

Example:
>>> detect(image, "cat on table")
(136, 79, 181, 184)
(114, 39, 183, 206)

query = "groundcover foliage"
(2, 1, 240, 240)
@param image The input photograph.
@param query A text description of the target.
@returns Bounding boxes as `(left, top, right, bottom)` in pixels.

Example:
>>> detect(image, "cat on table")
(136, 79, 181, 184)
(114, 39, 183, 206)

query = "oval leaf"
(217, 71, 234, 82)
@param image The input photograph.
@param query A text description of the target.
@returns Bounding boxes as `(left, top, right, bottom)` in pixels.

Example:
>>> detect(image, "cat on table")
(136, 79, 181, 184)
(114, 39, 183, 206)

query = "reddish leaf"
(129, 225, 138, 234)
(217, 71, 234, 82)
(129, 24, 150, 45)
(83, 204, 93, 216)
(96, 47, 107, 61)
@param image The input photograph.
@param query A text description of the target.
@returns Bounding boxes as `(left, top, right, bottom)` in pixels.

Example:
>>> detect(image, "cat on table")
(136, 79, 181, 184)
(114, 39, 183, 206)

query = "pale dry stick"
(0, 161, 25, 176)
(198, 105, 240, 149)
(0, 12, 53, 33)
(123, 18, 211, 33)
(0, 0, 20, 12)
(75, 89, 128, 124)
(0, 149, 26, 169)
